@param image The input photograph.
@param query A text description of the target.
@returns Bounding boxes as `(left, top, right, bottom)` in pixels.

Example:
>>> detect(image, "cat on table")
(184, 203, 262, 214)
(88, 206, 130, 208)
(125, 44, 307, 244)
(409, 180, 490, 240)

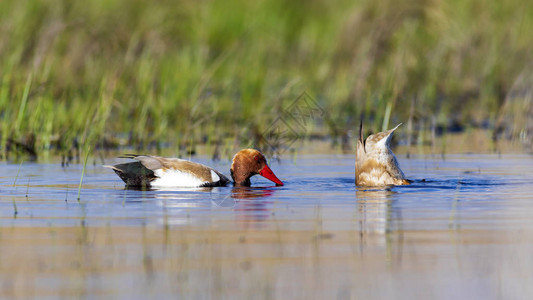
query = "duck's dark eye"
(253, 155, 265, 164)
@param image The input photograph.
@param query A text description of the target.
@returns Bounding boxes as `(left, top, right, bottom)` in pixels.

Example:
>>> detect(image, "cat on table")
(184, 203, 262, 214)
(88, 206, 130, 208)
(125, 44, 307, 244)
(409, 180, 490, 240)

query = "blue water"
(1, 154, 530, 231)
(2, 153, 533, 299)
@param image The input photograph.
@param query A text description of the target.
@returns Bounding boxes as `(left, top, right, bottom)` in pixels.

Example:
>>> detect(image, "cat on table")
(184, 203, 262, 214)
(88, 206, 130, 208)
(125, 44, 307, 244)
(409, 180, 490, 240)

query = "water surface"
(1, 154, 533, 299)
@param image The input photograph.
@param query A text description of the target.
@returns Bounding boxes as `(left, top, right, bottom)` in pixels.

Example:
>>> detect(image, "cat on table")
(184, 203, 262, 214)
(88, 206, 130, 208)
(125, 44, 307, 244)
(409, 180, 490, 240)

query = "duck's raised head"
(230, 149, 284, 186)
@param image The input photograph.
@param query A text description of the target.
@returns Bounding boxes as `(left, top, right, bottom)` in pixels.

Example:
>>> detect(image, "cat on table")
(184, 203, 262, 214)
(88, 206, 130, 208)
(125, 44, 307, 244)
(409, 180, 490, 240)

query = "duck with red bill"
(106, 148, 284, 188)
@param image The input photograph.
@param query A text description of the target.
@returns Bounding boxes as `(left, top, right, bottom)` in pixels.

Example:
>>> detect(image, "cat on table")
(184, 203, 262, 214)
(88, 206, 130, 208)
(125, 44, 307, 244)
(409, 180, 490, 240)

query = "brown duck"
(356, 122, 410, 186)
(107, 149, 283, 188)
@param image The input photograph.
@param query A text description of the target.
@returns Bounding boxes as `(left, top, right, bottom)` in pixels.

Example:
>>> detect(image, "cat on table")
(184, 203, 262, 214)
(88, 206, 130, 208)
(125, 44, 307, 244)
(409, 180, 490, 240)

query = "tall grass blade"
(15, 73, 33, 133)
(77, 146, 91, 202)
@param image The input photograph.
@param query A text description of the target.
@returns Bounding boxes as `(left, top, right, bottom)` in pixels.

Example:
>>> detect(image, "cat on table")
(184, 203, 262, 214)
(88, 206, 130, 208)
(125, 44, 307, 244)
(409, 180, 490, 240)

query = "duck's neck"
(231, 170, 252, 186)
(233, 179, 251, 187)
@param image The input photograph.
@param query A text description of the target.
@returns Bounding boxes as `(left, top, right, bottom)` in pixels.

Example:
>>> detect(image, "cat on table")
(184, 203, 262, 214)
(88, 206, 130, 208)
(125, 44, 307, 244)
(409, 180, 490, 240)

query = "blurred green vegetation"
(1, 0, 532, 158)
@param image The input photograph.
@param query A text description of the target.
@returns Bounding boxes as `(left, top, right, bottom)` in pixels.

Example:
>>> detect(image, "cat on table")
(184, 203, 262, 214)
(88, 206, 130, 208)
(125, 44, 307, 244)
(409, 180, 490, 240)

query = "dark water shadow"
(122, 185, 214, 192)
(392, 177, 502, 194)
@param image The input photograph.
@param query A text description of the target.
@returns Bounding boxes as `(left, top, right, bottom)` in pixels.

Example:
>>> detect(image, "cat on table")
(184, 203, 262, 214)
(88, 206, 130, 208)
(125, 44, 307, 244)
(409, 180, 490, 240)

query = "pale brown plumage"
(356, 122, 410, 186)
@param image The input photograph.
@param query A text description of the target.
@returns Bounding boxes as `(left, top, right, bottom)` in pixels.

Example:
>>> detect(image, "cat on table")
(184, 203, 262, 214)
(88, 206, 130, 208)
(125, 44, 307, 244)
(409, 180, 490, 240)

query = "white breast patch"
(151, 169, 206, 187)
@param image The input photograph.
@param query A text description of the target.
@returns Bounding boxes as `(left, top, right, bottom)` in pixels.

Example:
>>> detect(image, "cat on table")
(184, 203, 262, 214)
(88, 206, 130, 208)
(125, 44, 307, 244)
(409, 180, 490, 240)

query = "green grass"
(1, 0, 533, 157)
(77, 145, 91, 201)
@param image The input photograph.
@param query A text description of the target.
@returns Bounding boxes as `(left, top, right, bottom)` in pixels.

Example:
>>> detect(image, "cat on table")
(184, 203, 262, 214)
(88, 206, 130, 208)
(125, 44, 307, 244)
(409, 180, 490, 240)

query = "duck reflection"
(356, 187, 404, 263)
(231, 186, 276, 228)
(124, 186, 216, 208)
(356, 188, 395, 234)
(231, 186, 275, 199)
(118, 185, 276, 228)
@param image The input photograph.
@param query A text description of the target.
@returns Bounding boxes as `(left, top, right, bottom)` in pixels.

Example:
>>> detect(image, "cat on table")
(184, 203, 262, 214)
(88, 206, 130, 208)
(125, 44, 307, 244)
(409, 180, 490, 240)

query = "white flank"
(151, 169, 207, 187)
(210, 170, 220, 182)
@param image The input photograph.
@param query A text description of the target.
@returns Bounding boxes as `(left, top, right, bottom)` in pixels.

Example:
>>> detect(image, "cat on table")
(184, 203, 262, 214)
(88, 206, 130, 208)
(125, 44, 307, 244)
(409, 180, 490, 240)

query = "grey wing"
(133, 155, 164, 171)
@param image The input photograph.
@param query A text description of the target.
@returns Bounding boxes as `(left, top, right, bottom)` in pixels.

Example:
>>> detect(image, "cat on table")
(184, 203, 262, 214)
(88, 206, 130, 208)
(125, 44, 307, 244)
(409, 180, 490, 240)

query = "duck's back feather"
(108, 155, 230, 187)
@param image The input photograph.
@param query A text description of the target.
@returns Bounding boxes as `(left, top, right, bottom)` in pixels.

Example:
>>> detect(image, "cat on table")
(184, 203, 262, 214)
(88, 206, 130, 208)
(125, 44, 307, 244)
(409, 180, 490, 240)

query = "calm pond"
(1, 153, 533, 299)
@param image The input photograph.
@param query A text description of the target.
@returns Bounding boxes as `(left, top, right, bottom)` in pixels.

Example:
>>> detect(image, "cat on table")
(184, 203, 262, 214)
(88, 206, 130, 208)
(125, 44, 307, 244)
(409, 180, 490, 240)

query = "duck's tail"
(104, 162, 156, 187)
